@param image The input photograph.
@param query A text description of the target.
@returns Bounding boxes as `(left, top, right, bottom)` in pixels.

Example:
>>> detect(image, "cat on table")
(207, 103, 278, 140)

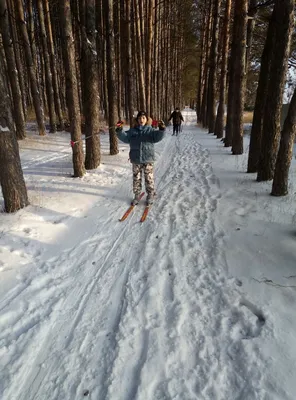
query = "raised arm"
(152, 120, 166, 143)
(116, 127, 130, 143)
(115, 120, 130, 143)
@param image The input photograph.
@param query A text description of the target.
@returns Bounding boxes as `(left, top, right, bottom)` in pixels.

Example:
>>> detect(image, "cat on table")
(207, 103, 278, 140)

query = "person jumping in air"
(168, 107, 184, 136)
(116, 111, 166, 206)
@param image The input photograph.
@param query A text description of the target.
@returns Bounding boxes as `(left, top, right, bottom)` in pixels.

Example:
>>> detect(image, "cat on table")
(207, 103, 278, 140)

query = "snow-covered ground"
(0, 110, 296, 400)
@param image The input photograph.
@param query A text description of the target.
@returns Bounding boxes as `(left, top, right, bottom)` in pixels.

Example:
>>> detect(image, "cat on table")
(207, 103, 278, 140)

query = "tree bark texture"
(59, 0, 85, 177)
(134, 0, 146, 111)
(125, 0, 134, 126)
(271, 87, 296, 196)
(37, 0, 57, 133)
(225, 0, 248, 154)
(105, 0, 119, 155)
(7, 0, 27, 119)
(207, 0, 221, 133)
(214, 0, 232, 139)
(231, 0, 248, 155)
(257, 0, 294, 181)
(145, 0, 154, 117)
(201, 0, 212, 128)
(196, 4, 207, 121)
(43, 0, 65, 130)
(15, 0, 46, 136)
(0, 54, 29, 212)
(80, 0, 101, 169)
(247, 10, 274, 173)
(245, 0, 257, 74)
(0, 0, 26, 140)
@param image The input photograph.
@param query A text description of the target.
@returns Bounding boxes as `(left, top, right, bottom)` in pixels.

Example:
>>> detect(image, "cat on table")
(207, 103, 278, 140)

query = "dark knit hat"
(136, 110, 148, 119)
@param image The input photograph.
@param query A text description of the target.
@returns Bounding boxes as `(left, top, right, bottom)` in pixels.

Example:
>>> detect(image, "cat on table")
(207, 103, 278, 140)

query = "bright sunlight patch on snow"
(0, 110, 296, 400)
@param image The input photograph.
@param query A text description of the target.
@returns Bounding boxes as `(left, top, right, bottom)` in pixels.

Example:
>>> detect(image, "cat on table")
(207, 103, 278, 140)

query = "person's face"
(138, 115, 147, 126)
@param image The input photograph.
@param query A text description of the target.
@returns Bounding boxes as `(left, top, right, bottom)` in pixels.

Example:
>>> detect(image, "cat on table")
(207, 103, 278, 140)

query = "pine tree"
(0, 52, 29, 212)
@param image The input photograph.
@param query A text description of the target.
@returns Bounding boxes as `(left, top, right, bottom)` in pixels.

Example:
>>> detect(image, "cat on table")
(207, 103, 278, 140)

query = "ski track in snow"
(1, 115, 267, 400)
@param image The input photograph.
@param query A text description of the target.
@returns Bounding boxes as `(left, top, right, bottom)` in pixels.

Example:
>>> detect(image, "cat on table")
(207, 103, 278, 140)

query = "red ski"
(140, 205, 151, 223)
(119, 193, 145, 222)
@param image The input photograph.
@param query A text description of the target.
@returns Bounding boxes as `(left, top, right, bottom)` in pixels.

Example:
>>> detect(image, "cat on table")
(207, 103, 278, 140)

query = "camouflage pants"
(132, 163, 155, 195)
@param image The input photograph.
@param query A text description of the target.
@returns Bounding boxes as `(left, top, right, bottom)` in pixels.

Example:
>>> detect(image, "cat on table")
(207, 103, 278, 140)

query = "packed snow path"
(1, 112, 267, 400)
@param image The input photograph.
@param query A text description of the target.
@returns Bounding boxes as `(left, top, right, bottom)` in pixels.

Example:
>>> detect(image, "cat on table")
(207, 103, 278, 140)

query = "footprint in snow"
(239, 298, 266, 339)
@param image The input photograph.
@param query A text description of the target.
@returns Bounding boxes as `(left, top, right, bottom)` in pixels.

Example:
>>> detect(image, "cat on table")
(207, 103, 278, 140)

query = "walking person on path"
(168, 107, 184, 136)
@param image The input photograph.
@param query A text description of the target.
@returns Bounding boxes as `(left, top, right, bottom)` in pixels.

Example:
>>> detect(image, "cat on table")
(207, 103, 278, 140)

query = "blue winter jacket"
(116, 124, 165, 164)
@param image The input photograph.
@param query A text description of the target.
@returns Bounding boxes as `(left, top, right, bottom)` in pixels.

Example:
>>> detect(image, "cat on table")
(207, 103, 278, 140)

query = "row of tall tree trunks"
(196, 0, 295, 196)
(0, 0, 189, 211)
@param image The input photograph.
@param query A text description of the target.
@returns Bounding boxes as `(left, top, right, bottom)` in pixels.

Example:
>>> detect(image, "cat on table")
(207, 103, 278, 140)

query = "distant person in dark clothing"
(168, 107, 184, 136)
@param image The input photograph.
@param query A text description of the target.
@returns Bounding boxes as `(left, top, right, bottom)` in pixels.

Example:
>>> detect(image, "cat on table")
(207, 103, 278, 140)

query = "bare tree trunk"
(43, 0, 65, 130)
(245, 0, 257, 72)
(120, 0, 127, 120)
(207, 0, 221, 133)
(156, 0, 163, 118)
(149, 1, 155, 117)
(125, 0, 134, 126)
(214, 0, 231, 138)
(72, 0, 82, 115)
(7, 0, 27, 119)
(271, 87, 296, 196)
(0, 0, 26, 139)
(114, 0, 121, 120)
(134, 0, 146, 110)
(158, 0, 164, 117)
(257, 0, 294, 181)
(145, 0, 154, 117)
(225, 0, 246, 149)
(152, 0, 160, 118)
(0, 54, 29, 212)
(59, 0, 85, 177)
(102, 35, 109, 120)
(96, 0, 107, 117)
(200, 0, 212, 127)
(27, 0, 38, 71)
(247, 10, 274, 172)
(230, 0, 248, 155)
(80, 0, 101, 169)
(37, 0, 56, 132)
(164, 0, 171, 118)
(105, 0, 119, 154)
(15, 0, 46, 136)
(196, 2, 206, 121)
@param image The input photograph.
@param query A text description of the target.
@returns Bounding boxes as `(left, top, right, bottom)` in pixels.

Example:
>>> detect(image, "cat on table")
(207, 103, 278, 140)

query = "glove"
(152, 119, 158, 128)
(115, 120, 124, 132)
(158, 120, 165, 130)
